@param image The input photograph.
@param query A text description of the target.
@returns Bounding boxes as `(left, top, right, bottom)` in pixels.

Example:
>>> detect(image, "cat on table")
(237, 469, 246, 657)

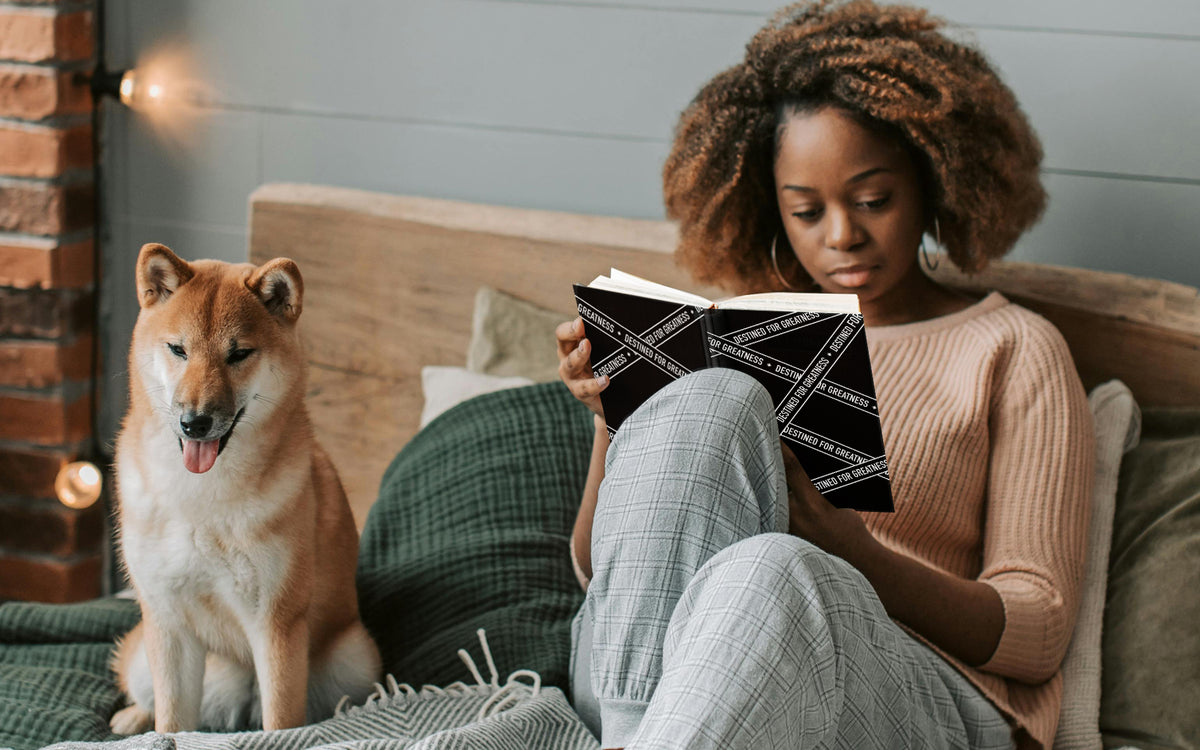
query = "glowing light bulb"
(55, 461, 103, 509)
(118, 70, 136, 105)
(115, 71, 166, 108)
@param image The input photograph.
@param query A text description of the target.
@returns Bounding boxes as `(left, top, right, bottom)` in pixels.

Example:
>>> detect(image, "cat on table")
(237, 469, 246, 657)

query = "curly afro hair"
(663, 0, 1046, 294)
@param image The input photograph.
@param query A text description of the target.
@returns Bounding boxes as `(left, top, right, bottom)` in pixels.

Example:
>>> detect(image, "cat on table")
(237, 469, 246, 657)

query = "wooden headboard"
(249, 183, 1200, 526)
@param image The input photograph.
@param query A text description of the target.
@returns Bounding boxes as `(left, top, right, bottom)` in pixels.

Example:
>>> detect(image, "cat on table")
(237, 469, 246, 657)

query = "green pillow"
(1101, 407, 1200, 750)
(357, 381, 592, 691)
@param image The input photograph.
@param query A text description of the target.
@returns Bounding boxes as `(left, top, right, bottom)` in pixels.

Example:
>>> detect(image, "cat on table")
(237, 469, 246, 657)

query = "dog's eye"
(166, 343, 187, 359)
(227, 348, 255, 364)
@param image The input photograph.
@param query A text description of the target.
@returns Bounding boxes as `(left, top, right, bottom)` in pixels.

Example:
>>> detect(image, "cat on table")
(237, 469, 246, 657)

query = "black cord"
(87, 0, 118, 594)
(88, 0, 104, 464)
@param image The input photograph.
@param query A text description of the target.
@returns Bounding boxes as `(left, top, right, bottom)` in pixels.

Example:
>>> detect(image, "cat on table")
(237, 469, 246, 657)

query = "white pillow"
(1054, 379, 1141, 750)
(419, 366, 535, 429)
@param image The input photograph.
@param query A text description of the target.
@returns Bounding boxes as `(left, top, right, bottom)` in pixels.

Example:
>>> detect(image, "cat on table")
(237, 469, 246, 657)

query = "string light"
(118, 70, 135, 104)
(89, 47, 208, 112)
(96, 68, 168, 109)
(55, 461, 103, 510)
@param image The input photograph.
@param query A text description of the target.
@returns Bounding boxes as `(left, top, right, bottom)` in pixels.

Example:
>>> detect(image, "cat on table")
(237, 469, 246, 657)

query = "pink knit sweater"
(572, 291, 1094, 749)
(864, 291, 1094, 750)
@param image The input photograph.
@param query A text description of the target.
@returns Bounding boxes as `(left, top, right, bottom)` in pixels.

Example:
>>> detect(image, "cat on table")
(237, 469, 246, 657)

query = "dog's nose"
(180, 413, 214, 439)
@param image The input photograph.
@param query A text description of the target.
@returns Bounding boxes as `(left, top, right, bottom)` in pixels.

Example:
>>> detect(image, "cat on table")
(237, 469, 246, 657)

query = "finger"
(584, 374, 608, 395)
(558, 342, 588, 380)
(561, 365, 593, 390)
(778, 442, 813, 496)
(556, 318, 584, 357)
(568, 338, 592, 373)
(555, 317, 583, 341)
(779, 439, 797, 460)
(778, 439, 798, 471)
(574, 337, 591, 363)
(568, 375, 606, 402)
(558, 339, 579, 361)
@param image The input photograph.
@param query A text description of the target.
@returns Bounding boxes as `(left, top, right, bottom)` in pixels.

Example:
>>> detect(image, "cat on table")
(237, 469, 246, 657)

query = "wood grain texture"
(929, 260, 1200, 406)
(249, 184, 703, 526)
(250, 184, 1200, 526)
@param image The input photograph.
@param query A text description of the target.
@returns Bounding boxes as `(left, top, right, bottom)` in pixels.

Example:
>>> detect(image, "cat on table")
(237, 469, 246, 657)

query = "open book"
(573, 269, 893, 512)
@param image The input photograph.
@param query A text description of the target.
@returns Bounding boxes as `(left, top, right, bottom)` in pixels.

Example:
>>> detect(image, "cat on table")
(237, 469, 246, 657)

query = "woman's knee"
(601, 369, 788, 539)
(628, 368, 776, 445)
(666, 367, 773, 420)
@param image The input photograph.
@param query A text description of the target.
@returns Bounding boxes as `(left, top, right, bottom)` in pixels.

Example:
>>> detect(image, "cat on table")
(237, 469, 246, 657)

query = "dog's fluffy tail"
(308, 623, 382, 722)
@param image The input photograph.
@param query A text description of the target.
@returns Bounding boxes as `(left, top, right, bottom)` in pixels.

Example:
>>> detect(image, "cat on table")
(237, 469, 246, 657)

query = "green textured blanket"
(0, 383, 593, 750)
(34, 631, 600, 750)
(0, 598, 141, 749)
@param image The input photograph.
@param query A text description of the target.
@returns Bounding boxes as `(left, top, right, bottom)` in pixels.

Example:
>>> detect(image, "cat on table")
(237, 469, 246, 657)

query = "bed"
(1, 183, 1196, 750)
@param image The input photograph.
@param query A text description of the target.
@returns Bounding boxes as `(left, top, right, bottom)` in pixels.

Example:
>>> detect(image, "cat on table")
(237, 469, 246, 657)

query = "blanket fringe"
(333, 628, 543, 723)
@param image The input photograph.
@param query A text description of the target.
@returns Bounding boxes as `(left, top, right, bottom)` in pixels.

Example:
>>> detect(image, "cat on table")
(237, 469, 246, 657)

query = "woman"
(556, 2, 1094, 748)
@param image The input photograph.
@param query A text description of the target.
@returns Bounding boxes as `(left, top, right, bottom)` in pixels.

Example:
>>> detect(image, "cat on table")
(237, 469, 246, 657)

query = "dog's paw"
(110, 704, 153, 735)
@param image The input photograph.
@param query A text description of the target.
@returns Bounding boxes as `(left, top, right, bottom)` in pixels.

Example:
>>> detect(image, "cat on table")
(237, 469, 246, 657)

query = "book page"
(718, 291, 859, 314)
(587, 269, 714, 308)
(588, 269, 858, 314)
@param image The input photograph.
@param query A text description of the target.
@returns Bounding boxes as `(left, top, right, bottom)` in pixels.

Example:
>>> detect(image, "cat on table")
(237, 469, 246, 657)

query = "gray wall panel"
(977, 29, 1200, 181)
(260, 114, 670, 219)
(114, 1, 1200, 183)
(1016, 174, 1200, 287)
(120, 0, 756, 140)
(922, 0, 1200, 35)
(120, 109, 261, 228)
(536, 0, 1200, 37)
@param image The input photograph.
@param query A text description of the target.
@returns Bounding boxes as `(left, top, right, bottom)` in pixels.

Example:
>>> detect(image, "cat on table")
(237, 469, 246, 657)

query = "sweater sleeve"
(977, 313, 1095, 684)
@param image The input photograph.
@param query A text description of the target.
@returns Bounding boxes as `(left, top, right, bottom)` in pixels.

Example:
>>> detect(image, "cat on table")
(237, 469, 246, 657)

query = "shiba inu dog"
(109, 243, 381, 733)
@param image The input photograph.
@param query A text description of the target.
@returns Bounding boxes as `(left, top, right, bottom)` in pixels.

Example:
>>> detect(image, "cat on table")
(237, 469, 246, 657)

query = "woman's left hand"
(780, 441, 875, 560)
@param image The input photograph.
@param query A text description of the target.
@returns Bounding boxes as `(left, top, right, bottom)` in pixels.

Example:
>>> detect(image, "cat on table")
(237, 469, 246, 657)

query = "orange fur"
(110, 244, 380, 733)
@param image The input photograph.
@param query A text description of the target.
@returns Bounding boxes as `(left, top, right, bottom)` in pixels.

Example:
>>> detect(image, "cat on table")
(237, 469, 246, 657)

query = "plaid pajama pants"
(570, 368, 1016, 749)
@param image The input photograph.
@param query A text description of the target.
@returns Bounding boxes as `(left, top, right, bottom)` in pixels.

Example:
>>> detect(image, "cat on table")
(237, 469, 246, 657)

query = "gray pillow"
(1101, 407, 1200, 750)
(466, 286, 565, 383)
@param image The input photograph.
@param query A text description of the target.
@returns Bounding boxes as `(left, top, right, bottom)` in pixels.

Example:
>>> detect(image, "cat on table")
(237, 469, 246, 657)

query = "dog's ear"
(247, 258, 303, 322)
(136, 243, 194, 309)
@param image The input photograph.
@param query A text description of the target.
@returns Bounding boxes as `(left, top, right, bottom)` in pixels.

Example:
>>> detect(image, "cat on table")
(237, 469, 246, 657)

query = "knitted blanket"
(0, 385, 596, 750)
(4, 620, 597, 750)
(44, 680, 597, 750)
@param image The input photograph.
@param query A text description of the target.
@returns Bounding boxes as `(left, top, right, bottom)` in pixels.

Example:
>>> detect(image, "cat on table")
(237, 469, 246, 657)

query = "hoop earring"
(771, 233, 800, 291)
(921, 217, 941, 271)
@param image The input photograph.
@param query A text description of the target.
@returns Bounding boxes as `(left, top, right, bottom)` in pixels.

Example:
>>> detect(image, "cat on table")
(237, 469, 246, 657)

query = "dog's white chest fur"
(127, 514, 286, 603)
(119, 429, 301, 657)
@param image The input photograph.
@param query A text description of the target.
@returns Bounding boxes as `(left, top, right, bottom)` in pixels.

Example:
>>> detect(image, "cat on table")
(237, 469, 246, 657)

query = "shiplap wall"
(97, 0, 1200, 440)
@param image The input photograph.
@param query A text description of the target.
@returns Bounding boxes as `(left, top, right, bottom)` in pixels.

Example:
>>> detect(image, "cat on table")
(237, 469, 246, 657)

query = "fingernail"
(597, 375, 608, 386)
(574, 319, 583, 333)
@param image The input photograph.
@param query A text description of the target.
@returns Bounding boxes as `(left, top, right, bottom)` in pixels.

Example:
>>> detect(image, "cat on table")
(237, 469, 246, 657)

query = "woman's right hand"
(556, 317, 608, 419)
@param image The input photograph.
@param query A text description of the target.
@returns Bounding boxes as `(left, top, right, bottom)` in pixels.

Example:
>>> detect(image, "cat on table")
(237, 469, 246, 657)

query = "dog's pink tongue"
(183, 439, 219, 474)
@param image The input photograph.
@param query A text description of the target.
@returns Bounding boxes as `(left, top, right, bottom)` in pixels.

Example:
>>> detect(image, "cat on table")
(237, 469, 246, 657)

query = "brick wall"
(0, 0, 102, 603)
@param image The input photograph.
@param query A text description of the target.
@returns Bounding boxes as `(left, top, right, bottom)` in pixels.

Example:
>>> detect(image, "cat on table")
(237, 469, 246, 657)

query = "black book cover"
(574, 283, 893, 513)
